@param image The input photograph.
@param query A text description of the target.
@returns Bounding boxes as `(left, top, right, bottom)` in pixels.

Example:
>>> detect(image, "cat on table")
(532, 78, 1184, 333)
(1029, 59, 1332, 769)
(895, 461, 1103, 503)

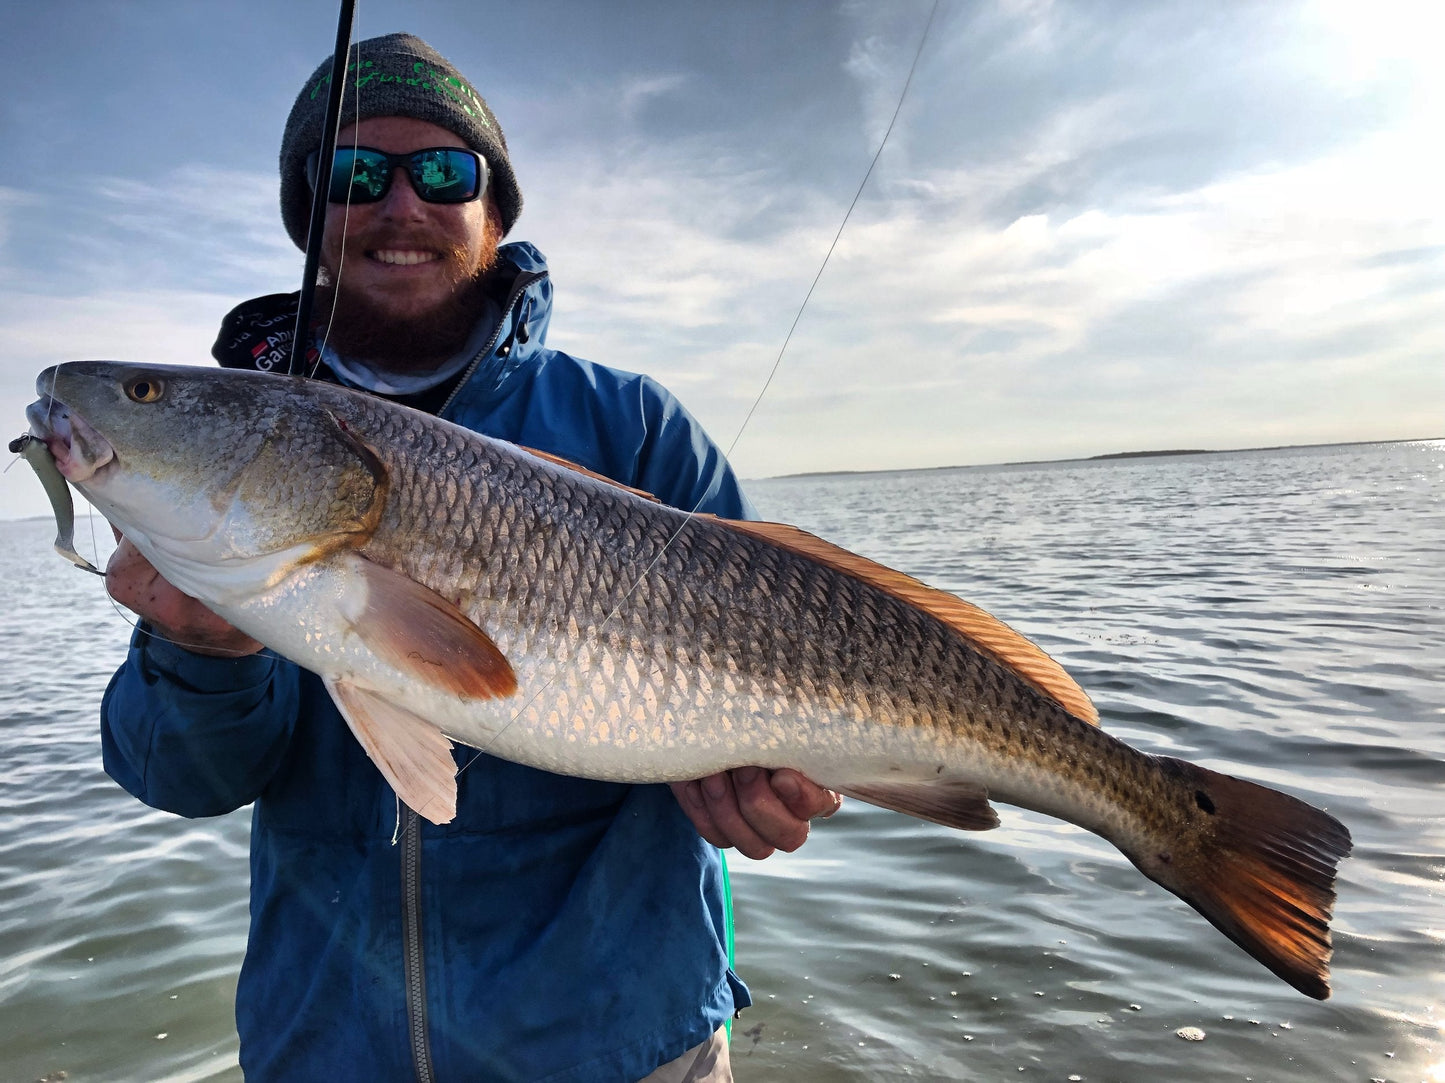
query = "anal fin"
(326, 678, 459, 825)
(838, 777, 1000, 831)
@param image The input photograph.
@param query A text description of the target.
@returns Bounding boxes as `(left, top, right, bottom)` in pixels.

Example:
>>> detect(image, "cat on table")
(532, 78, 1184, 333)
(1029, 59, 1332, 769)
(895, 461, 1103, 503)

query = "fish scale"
(24, 361, 1351, 1000)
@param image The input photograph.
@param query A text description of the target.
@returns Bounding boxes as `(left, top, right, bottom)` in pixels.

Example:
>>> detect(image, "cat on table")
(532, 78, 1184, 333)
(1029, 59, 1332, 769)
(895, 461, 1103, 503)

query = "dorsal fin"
(520, 445, 661, 503)
(719, 518, 1099, 726)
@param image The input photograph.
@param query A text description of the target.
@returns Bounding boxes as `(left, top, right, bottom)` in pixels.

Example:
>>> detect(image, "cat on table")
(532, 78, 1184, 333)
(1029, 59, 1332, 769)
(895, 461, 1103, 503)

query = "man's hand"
(106, 531, 264, 658)
(670, 769, 843, 860)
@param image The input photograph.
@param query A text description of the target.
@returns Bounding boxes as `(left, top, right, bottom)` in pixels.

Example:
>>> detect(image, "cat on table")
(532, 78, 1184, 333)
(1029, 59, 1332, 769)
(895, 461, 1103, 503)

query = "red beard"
(313, 213, 503, 373)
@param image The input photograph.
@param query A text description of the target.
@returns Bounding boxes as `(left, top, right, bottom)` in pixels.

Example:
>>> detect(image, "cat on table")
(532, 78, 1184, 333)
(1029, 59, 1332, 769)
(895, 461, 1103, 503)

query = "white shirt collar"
(317, 294, 502, 396)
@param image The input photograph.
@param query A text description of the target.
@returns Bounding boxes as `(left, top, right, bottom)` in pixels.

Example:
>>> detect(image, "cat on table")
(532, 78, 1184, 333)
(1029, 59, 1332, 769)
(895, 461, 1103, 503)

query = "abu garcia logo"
(249, 329, 292, 372)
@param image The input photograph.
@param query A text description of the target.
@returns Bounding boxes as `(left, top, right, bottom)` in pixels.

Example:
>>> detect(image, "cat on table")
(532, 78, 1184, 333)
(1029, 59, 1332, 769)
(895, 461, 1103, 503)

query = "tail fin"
(1131, 758, 1352, 1000)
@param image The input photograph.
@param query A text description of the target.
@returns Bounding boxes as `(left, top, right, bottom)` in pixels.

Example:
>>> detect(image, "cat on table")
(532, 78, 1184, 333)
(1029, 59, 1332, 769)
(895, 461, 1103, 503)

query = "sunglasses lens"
(310, 147, 485, 204)
(410, 149, 482, 203)
(331, 148, 392, 203)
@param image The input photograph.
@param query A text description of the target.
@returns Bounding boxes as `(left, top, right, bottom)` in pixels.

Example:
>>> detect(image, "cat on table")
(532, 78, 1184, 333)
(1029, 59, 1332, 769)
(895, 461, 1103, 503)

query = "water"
(1, 440, 1442, 1082)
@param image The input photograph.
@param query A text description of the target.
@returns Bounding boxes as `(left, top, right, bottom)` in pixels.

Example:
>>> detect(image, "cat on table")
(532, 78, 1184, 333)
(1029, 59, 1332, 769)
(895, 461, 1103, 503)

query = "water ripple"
(2, 442, 1443, 1080)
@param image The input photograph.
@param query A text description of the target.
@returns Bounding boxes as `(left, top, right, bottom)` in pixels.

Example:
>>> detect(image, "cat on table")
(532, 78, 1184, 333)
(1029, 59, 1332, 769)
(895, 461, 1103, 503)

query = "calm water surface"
(1, 440, 1441, 1082)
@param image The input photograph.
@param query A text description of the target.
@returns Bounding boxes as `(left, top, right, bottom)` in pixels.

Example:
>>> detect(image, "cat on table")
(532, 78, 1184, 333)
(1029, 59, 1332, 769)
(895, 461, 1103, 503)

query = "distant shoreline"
(761, 436, 1443, 481)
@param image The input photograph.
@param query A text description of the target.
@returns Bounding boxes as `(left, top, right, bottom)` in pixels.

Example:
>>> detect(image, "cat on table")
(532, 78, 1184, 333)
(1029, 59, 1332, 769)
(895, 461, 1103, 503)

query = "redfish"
(25, 361, 1351, 999)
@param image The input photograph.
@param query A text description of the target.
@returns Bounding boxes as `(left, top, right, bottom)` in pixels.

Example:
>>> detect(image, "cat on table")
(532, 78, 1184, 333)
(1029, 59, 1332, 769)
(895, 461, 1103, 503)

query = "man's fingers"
(699, 772, 777, 860)
(670, 781, 729, 850)
(768, 769, 843, 822)
(673, 769, 842, 859)
(671, 777, 775, 858)
(104, 537, 264, 657)
(731, 767, 811, 854)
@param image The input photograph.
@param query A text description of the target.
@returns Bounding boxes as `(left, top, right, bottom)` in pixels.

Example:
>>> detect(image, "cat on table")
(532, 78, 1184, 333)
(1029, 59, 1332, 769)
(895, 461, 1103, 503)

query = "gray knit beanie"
(279, 32, 522, 250)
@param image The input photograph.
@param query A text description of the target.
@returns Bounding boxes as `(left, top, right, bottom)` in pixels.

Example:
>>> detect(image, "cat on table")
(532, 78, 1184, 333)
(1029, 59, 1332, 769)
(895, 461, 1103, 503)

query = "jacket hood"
(463, 240, 554, 399)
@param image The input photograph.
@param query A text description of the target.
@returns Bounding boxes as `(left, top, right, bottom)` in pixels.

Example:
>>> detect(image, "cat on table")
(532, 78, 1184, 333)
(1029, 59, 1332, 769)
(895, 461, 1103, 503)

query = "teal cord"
(721, 849, 735, 1040)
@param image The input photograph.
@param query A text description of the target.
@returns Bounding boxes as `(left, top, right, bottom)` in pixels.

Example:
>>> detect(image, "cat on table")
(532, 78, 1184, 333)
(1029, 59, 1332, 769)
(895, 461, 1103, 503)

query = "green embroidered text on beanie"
(279, 32, 522, 250)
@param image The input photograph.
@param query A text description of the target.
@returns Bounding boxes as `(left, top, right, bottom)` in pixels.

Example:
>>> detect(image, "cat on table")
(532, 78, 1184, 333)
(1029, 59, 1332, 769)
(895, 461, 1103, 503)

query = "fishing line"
(84, 506, 109, 582)
(310, 53, 364, 380)
(106, 609, 277, 658)
(461, 1, 940, 775)
(96, 577, 276, 658)
(721, 0, 940, 465)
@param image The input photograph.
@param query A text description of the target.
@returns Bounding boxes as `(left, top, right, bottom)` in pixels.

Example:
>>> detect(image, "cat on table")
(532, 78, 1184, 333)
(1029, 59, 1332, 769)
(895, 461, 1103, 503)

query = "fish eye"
(125, 377, 165, 403)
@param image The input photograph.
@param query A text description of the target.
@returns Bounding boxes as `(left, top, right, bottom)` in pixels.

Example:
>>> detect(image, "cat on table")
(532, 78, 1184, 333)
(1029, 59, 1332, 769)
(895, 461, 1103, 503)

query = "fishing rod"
(57, 0, 360, 648)
(289, 0, 358, 376)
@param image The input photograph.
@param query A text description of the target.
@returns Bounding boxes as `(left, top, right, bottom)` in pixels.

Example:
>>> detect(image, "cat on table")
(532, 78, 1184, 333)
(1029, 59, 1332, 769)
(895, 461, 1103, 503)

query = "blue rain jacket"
(101, 242, 754, 1082)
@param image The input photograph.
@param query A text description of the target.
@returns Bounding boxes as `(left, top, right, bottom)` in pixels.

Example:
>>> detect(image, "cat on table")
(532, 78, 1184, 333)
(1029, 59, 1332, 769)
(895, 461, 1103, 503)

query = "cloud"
(2, 1, 1439, 519)
(512, 77, 1443, 481)
(618, 73, 692, 123)
(0, 163, 294, 443)
(2, 165, 296, 300)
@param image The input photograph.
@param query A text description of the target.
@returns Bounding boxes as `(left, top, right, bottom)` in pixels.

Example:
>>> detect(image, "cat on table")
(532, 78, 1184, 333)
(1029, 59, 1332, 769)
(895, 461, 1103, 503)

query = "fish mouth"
(25, 394, 114, 484)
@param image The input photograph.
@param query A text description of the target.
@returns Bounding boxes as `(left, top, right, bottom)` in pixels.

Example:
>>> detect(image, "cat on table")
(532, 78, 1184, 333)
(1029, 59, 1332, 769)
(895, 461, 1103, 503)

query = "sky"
(1, 0, 1441, 520)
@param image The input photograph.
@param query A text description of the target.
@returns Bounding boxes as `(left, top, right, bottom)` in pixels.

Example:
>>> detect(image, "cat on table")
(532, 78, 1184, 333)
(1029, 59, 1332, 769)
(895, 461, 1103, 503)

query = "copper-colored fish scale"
(351, 401, 1076, 779)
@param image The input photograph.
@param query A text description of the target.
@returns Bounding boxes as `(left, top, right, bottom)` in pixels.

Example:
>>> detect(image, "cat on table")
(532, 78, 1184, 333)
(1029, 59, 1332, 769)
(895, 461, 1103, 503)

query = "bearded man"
(102, 32, 839, 1083)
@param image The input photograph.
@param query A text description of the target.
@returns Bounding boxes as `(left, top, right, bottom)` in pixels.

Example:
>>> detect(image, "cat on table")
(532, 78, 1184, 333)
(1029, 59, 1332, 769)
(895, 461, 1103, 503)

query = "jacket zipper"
(437, 269, 548, 418)
(404, 266, 547, 1081)
(401, 806, 436, 1083)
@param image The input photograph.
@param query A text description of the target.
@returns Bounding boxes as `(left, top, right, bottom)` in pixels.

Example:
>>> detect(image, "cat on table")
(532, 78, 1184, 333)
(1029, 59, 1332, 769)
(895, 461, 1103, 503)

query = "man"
(102, 33, 839, 1083)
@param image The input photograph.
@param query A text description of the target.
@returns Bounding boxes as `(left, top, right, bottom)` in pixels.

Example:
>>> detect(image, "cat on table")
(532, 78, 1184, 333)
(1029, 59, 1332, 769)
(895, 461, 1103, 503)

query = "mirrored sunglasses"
(306, 146, 486, 205)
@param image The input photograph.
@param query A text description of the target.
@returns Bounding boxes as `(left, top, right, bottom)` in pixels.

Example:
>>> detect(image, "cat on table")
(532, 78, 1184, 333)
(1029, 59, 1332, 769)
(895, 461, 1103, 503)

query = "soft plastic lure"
(9, 433, 104, 575)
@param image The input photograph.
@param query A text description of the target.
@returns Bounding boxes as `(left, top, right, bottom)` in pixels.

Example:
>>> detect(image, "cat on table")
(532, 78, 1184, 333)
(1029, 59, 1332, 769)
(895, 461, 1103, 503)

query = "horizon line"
(755, 435, 1444, 482)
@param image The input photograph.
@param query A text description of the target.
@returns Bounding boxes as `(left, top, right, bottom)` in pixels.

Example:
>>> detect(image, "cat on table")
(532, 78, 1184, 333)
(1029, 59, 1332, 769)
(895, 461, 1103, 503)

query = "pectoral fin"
(326, 678, 459, 825)
(342, 554, 518, 700)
